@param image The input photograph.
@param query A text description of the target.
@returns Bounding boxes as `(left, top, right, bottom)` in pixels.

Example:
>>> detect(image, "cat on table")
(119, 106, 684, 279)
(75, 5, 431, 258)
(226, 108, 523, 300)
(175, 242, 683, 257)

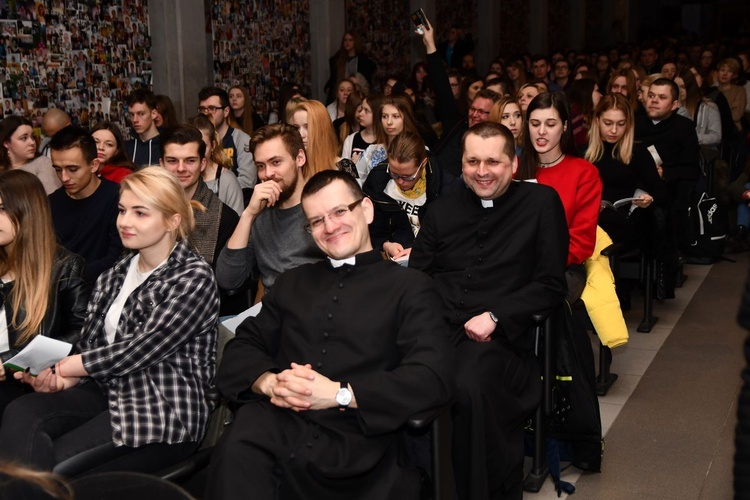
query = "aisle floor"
(526, 254, 748, 500)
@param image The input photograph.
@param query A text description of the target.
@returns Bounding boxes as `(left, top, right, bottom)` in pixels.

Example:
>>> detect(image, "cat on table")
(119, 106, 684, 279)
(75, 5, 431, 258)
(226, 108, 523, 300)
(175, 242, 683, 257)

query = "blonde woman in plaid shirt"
(0, 168, 219, 475)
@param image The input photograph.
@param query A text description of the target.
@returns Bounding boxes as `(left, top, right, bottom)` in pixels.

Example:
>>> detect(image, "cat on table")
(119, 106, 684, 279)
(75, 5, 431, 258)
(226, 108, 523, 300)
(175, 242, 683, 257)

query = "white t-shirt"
(104, 254, 168, 344)
(0, 280, 10, 353)
(384, 180, 427, 237)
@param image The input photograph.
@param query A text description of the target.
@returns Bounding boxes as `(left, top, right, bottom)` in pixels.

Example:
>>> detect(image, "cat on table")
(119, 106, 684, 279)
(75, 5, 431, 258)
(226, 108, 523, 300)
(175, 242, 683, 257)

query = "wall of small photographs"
(209, 0, 311, 121)
(344, 0, 410, 90)
(0, 0, 152, 140)
(436, 0, 477, 50)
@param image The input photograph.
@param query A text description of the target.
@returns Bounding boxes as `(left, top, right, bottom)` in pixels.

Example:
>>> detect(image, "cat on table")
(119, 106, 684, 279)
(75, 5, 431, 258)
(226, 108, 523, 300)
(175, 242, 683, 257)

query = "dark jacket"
(0, 247, 90, 363)
(363, 157, 440, 250)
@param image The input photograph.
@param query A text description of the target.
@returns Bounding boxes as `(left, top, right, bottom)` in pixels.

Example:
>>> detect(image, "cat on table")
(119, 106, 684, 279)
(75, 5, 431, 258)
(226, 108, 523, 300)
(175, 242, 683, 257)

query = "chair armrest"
(158, 447, 215, 482)
(407, 408, 442, 429)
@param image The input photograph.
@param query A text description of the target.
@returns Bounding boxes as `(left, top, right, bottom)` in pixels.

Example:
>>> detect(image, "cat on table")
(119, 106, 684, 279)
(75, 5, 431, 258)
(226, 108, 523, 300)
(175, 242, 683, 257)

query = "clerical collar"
(328, 256, 356, 268)
(480, 199, 494, 208)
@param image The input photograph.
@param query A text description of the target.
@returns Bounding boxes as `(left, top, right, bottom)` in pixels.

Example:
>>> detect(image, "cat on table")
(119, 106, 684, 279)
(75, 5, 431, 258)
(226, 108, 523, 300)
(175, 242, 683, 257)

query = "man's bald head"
(41, 108, 72, 138)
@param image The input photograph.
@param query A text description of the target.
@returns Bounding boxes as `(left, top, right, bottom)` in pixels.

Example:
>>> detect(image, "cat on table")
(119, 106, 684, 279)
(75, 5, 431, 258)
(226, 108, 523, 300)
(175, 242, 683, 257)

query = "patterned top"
(77, 241, 219, 447)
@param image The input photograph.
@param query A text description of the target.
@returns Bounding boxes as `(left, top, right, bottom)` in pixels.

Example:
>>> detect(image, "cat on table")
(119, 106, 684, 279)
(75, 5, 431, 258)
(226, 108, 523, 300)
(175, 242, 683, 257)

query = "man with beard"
(216, 123, 325, 296)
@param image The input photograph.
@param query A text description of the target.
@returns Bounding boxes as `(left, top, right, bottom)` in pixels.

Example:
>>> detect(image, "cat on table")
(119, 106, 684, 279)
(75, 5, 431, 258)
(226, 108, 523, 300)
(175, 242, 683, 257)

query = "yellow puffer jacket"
(581, 227, 629, 348)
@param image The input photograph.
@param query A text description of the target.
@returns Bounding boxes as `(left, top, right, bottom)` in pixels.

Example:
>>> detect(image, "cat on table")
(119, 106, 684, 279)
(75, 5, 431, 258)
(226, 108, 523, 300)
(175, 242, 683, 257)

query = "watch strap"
(338, 381, 350, 410)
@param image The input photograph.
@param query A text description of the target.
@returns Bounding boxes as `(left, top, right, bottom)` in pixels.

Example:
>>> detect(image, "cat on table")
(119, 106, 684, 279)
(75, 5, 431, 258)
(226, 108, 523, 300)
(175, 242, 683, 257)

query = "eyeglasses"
(386, 161, 424, 182)
(304, 198, 363, 233)
(469, 106, 491, 116)
(197, 105, 225, 114)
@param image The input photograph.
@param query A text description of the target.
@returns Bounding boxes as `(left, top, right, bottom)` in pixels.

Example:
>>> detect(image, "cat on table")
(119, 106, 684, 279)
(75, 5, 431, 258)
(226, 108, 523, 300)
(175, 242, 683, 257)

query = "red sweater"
(99, 164, 133, 184)
(536, 156, 602, 266)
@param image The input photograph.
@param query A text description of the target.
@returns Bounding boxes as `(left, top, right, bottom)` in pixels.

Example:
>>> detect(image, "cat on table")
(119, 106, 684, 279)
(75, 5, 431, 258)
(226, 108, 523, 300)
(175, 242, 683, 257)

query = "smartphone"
(410, 8, 427, 34)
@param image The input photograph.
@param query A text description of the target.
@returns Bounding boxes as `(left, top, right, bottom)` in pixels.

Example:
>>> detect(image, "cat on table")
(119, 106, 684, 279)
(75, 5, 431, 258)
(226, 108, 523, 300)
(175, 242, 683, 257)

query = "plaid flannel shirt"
(77, 241, 219, 447)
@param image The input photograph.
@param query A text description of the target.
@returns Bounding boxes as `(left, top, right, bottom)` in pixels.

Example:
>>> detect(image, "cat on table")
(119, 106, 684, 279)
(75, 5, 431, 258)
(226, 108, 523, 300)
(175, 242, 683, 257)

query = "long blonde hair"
(585, 93, 635, 165)
(489, 97, 524, 144)
(120, 168, 199, 242)
(0, 461, 73, 499)
(189, 115, 232, 170)
(0, 170, 58, 344)
(292, 100, 339, 176)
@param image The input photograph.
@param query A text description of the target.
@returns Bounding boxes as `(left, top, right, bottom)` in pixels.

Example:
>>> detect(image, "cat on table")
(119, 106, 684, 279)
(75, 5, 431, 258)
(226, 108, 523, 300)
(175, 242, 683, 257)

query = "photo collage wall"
(345, 0, 410, 90)
(0, 0, 152, 141)
(210, 0, 311, 121)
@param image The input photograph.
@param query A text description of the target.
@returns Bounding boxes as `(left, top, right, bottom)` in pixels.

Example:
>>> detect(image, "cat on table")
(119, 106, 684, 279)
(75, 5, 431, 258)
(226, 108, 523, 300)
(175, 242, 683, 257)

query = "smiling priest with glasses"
(207, 169, 454, 500)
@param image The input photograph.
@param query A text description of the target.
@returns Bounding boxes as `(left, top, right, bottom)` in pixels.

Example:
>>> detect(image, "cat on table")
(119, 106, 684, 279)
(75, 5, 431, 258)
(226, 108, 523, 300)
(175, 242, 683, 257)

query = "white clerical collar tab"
(329, 256, 357, 268)
(480, 199, 494, 208)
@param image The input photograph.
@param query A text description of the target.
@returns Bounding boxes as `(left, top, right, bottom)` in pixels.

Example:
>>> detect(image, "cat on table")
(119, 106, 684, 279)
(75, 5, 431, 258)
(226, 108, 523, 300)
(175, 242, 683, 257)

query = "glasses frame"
(386, 159, 426, 182)
(197, 105, 226, 114)
(304, 198, 364, 233)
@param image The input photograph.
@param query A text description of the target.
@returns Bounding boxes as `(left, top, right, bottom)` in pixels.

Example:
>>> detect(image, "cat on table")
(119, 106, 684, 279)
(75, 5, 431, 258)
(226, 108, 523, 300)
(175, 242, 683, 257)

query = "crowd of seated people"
(0, 11, 749, 499)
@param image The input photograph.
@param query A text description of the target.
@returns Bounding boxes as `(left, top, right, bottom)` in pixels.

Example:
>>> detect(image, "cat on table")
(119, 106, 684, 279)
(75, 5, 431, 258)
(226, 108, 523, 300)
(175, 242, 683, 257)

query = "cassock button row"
(332, 296, 338, 302)
(338, 283, 344, 288)
(477, 257, 483, 263)
(306, 442, 313, 448)
(467, 274, 472, 279)
(321, 349, 327, 355)
(327, 313, 333, 319)
(323, 332, 329, 338)
(317, 362, 323, 368)
(289, 453, 295, 459)
(460, 301, 464, 306)
(463, 289, 468, 294)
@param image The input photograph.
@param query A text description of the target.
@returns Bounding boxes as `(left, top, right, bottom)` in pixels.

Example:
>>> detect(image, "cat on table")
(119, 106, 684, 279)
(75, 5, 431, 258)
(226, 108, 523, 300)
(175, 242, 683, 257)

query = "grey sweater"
(215, 203, 324, 291)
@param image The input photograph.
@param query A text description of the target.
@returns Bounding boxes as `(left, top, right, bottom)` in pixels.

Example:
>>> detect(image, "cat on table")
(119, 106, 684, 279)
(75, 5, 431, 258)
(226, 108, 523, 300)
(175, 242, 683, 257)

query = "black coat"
(362, 158, 440, 251)
(0, 247, 90, 363)
(215, 250, 455, 497)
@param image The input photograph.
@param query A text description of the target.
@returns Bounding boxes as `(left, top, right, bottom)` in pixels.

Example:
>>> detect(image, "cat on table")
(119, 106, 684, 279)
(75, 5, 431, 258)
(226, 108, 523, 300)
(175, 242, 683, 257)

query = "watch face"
(336, 388, 352, 406)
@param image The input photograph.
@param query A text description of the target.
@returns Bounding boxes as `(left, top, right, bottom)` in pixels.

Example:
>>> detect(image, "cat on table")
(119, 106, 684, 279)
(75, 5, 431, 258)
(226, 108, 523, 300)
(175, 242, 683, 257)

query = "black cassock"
(411, 182, 569, 499)
(208, 250, 455, 500)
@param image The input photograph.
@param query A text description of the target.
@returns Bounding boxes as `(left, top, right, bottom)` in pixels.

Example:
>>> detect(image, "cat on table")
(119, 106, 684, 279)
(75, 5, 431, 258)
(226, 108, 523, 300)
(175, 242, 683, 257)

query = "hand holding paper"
(3, 336, 73, 377)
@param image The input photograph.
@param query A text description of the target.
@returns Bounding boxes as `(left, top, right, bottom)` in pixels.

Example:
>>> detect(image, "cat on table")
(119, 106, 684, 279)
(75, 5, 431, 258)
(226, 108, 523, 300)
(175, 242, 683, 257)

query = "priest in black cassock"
(206, 170, 455, 499)
(410, 122, 569, 499)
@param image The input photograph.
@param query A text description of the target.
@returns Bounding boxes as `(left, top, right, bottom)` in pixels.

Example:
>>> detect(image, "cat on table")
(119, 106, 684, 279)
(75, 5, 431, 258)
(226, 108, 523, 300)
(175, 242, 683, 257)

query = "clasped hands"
(261, 363, 341, 412)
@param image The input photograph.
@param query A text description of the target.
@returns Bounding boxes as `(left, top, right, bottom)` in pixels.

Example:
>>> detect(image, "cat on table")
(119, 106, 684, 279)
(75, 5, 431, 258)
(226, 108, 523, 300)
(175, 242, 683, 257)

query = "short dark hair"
(484, 78, 508, 95)
(159, 125, 206, 159)
(473, 88, 501, 103)
(651, 77, 679, 102)
(301, 169, 363, 202)
(126, 88, 157, 110)
(462, 121, 516, 161)
(531, 54, 549, 65)
(250, 123, 308, 176)
(198, 86, 230, 109)
(49, 125, 97, 164)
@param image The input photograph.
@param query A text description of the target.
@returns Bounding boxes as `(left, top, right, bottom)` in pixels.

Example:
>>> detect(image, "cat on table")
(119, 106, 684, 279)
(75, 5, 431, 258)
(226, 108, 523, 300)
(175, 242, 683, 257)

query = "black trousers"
(451, 334, 542, 500)
(0, 380, 197, 476)
(206, 400, 420, 500)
